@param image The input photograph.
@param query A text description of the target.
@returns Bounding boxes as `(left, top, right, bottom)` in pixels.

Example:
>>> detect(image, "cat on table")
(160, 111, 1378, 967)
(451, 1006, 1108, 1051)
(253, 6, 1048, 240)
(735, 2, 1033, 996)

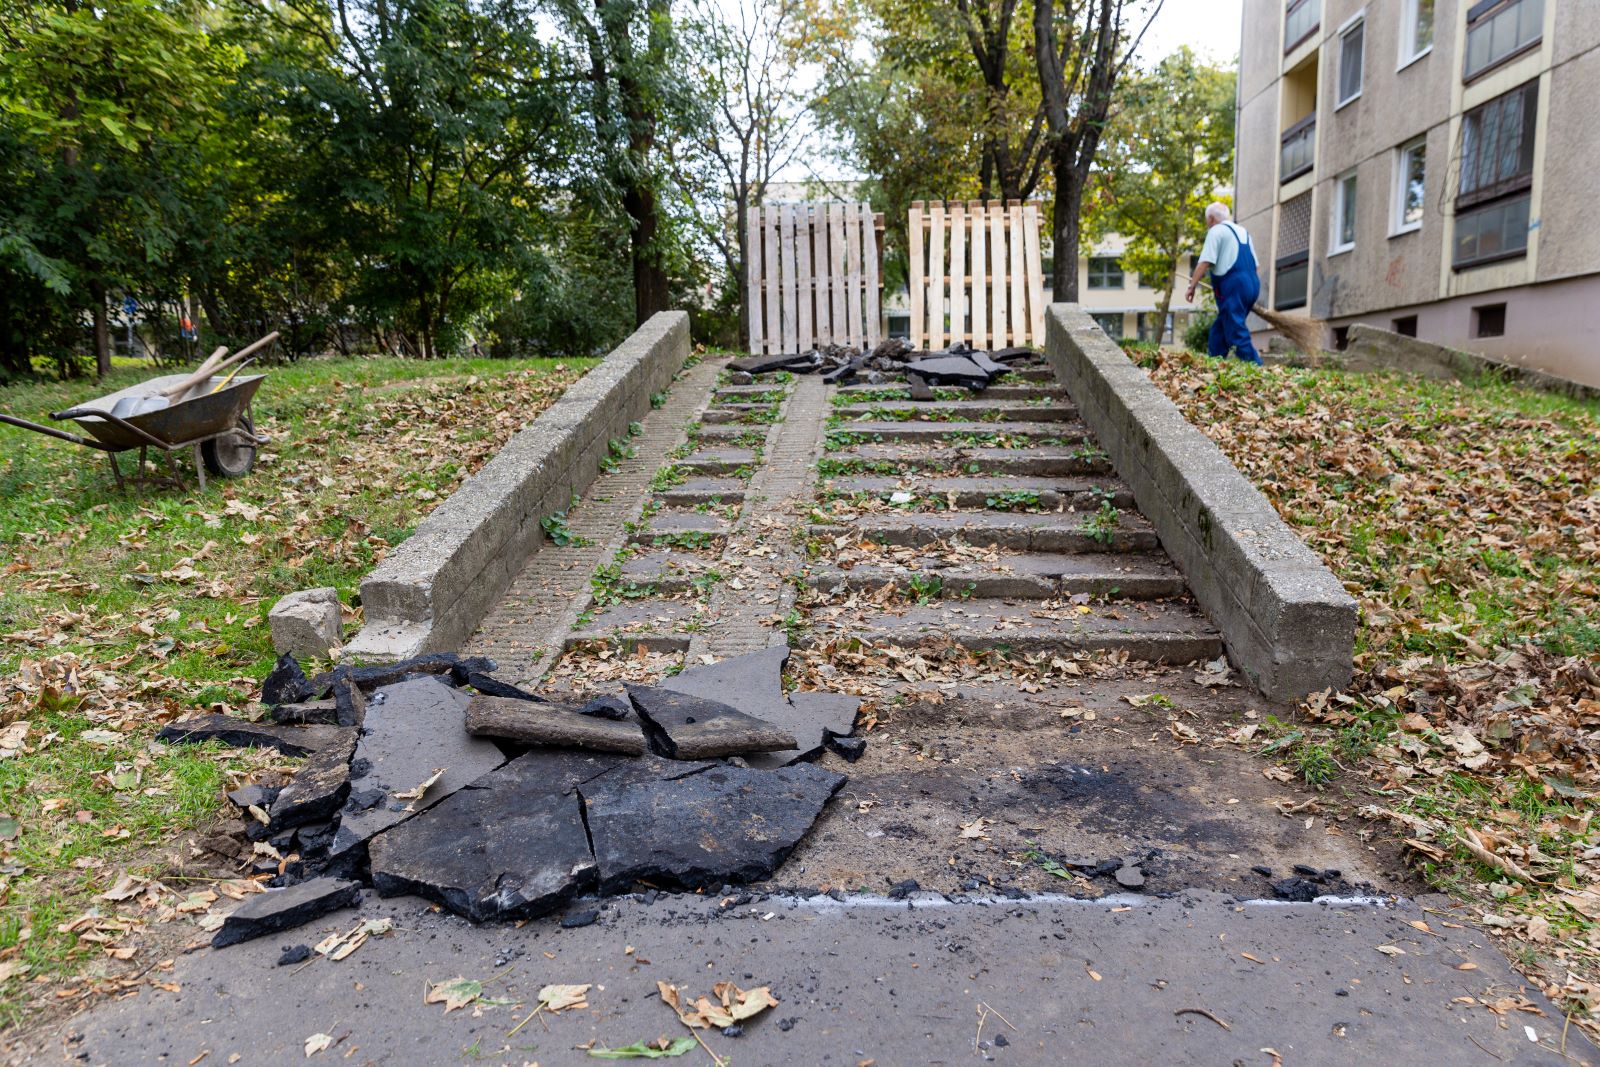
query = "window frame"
(1335, 12, 1366, 108)
(1274, 250, 1310, 311)
(1390, 138, 1427, 236)
(1091, 312, 1125, 339)
(1463, 0, 1544, 84)
(1086, 256, 1125, 290)
(1398, 0, 1434, 69)
(1330, 170, 1358, 255)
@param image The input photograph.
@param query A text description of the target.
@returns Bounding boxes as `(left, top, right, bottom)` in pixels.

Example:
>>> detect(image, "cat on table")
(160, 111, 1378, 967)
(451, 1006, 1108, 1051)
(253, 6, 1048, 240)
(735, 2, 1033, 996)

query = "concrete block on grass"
(268, 587, 343, 659)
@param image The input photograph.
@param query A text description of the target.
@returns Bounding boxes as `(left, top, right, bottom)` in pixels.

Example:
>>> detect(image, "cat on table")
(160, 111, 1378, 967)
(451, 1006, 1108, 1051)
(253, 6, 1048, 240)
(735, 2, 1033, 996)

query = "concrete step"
(831, 400, 1077, 423)
(615, 548, 724, 593)
(713, 385, 784, 401)
(565, 600, 699, 653)
(834, 383, 1067, 401)
(804, 598, 1221, 663)
(809, 512, 1159, 553)
(808, 552, 1187, 600)
(826, 445, 1113, 477)
(826, 420, 1088, 445)
(654, 476, 746, 506)
(826, 475, 1133, 511)
(629, 509, 730, 547)
(679, 448, 757, 475)
(702, 404, 779, 425)
(695, 424, 772, 445)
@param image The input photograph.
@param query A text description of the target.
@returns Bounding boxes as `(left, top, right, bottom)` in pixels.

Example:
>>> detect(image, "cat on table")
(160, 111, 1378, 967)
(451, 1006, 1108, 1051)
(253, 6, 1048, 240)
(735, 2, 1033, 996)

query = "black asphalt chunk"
(905, 373, 935, 401)
(330, 674, 366, 727)
(276, 944, 312, 966)
(577, 695, 632, 720)
(969, 351, 1011, 378)
(902, 355, 990, 388)
(560, 909, 600, 929)
(988, 346, 1034, 363)
(329, 678, 506, 858)
(211, 878, 362, 948)
(728, 353, 818, 374)
(626, 684, 797, 760)
(227, 784, 278, 812)
(824, 734, 866, 763)
(368, 750, 622, 922)
(658, 648, 857, 767)
(156, 714, 349, 758)
(268, 731, 360, 833)
(465, 694, 648, 755)
(583, 759, 846, 893)
(261, 654, 311, 706)
(464, 672, 547, 702)
(305, 653, 498, 698)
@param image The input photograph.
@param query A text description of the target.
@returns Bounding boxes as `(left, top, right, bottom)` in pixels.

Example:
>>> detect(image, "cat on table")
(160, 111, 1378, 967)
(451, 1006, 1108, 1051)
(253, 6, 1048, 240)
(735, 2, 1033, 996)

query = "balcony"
(1280, 115, 1316, 183)
(1285, 0, 1320, 52)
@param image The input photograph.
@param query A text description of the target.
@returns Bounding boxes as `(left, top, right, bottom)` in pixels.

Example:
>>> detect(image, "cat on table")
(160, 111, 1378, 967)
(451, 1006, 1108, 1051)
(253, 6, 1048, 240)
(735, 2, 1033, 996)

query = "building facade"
(1236, 0, 1600, 386)
(1068, 237, 1200, 343)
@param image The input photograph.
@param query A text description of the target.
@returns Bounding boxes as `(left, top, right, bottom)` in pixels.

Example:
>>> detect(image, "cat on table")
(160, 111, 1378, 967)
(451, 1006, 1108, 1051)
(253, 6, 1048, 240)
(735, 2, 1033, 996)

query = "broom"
(1180, 275, 1327, 357)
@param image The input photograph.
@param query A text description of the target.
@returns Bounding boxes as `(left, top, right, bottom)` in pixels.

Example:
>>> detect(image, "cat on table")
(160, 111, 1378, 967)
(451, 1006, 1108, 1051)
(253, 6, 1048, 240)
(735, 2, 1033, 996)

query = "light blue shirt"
(1200, 222, 1250, 277)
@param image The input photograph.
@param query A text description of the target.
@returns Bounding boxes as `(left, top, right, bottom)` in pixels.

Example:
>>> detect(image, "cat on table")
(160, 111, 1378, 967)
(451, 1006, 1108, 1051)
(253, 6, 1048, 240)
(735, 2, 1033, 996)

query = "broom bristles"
(1251, 303, 1327, 358)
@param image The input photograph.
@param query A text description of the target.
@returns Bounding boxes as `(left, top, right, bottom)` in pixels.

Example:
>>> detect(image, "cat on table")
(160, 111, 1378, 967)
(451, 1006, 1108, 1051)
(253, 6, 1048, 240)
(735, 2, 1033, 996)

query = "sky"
(1139, 0, 1245, 66)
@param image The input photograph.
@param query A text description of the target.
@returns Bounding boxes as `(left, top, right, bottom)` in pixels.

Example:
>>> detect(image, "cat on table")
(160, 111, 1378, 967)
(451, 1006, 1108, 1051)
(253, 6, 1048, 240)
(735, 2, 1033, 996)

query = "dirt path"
(26, 353, 1590, 1065)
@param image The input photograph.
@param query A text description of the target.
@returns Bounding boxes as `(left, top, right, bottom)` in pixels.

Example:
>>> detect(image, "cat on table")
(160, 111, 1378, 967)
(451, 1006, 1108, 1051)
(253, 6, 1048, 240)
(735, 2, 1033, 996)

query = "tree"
(1089, 48, 1234, 326)
(686, 0, 809, 345)
(0, 0, 240, 376)
(1032, 0, 1160, 300)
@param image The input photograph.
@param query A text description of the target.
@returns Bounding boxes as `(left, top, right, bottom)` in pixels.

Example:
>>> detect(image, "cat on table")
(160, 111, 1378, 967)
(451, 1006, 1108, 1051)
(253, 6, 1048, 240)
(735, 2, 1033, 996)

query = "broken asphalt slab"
(658, 646, 858, 768)
(369, 750, 616, 922)
(367, 752, 844, 919)
(583, 759, 846, 893)
(329, 677, 506, 858)
(211, 878, 363, 948)
(626, 683, 798, 760)
(156, 714, 351, 758)
(55, 889, 1590, 1065)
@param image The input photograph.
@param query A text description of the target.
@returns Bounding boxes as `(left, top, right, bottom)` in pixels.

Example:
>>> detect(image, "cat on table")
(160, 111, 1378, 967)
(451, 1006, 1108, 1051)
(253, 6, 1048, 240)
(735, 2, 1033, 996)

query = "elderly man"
(1185, 203, 1262, 365)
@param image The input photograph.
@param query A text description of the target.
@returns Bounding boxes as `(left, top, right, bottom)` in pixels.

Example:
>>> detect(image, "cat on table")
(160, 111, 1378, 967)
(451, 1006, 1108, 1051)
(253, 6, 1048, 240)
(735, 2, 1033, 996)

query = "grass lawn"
(1144, 348, 1600, 1026)
(0, 354, 594, 1032)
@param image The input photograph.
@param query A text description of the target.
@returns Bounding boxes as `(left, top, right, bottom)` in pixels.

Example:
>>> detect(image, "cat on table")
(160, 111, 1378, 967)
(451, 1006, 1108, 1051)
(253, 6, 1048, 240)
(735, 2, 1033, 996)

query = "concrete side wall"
(1045, 304, 1357, 702)
(1535, 42, 1600, 283)
(1337, 323, 1600, 400)
(346, 312, 692, 662)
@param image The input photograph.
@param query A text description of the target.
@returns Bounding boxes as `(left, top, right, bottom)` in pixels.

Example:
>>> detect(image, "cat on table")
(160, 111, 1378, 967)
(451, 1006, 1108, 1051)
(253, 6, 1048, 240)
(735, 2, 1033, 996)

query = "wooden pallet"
(909, 199, 1047, 350)
(746, 202, 884, 356)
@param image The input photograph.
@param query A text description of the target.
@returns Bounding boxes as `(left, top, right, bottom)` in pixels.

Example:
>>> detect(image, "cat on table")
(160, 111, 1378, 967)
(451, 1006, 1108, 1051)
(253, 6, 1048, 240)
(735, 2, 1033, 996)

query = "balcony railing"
(1285, 0, 1320, 52)
(1280, 115, 1316, 183)
(1464, 0, 1543, 81)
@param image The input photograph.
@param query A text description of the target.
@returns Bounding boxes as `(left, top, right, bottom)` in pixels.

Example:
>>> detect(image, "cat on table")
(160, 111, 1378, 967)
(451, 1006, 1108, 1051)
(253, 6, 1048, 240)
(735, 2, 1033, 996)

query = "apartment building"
(1235, 0, 1600, 386)
(1071, 238, 1201, 343)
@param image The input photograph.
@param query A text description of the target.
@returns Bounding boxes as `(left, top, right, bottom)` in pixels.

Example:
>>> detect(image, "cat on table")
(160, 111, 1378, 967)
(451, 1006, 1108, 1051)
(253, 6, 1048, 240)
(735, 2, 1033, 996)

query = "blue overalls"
(1208, 223, 1262, 365)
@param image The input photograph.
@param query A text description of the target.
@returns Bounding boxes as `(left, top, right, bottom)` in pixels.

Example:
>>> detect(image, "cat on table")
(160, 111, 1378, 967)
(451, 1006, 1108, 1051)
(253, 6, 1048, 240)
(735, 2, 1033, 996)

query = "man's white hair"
(1205, 202, 1232, 224)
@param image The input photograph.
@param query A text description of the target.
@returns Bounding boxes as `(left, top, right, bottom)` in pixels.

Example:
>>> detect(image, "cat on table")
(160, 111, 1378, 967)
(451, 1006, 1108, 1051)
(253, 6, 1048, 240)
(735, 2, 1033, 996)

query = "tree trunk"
(1050, 165, 1081, 301)
(734, 192, 750, 345)
(626, 180, 668, 326)
(90, 280, 111, 378)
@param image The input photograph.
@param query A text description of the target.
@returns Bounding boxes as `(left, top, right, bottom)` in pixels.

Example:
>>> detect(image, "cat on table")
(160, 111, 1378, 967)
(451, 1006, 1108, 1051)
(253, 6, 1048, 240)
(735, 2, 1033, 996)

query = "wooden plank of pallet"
(863, 209, 882, 348)
(948, 201, 966, 347)
(746, 205, 763, 354)
(796, 205, 814, 352)
(969, 200, 986, 350)
(1008, 201, 1025, 347)
(780, 204, 799, 354)
(763, 206, 781, 353)
(843, 203, 862, 347)
(989, 204, 1006, 347)
(908, 201, 925, 350)
(1022, 202, 1045, 346)
(927, 201, 945, 350)
(829, 204, 848, 348)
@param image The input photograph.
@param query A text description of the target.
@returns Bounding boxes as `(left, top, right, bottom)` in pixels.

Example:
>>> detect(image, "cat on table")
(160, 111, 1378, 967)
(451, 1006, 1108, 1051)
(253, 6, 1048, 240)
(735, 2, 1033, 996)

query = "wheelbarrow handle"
(0, 413, 117, 451)
(50, 407, 172, 451)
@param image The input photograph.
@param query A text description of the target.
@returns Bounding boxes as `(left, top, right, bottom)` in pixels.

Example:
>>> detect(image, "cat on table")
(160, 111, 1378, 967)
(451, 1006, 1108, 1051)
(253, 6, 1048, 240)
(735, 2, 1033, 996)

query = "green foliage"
(1184, 309, 1216, 354)
(905, 572, 943, 604)
(1085, 48, 1236, 322)
(1079, 499, 1120, 545)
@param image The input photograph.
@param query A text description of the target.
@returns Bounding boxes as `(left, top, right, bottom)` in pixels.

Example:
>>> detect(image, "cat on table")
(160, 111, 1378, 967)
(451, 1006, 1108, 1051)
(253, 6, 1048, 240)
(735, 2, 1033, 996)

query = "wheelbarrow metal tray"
(62, 374, 265, 452)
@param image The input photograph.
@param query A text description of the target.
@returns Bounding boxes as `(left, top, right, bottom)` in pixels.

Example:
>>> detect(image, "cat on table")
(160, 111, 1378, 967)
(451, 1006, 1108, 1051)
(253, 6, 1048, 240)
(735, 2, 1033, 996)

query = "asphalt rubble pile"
(727, 339, 1035, 392)
(161, 646, 862, 949)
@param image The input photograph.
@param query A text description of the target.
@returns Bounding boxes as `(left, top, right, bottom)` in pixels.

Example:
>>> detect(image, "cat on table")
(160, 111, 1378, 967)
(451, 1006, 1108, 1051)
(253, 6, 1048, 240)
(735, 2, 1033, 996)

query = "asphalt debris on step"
(210, 877, 362, 948)
(626, 684, 799, 760)
(155, 714, 350, 759)
(465, 693, 649, 754)
(728, 338, 1031, 389)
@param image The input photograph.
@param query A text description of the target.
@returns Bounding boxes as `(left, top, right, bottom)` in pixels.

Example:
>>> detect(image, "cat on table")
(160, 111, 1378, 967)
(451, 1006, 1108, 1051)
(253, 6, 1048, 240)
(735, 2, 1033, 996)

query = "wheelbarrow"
(0, 371, 269, 492)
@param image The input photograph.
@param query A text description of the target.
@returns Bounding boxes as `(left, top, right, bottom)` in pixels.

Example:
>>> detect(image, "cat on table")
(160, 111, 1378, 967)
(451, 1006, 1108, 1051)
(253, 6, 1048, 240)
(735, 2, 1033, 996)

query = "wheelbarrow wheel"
(202, 413, 258, 478)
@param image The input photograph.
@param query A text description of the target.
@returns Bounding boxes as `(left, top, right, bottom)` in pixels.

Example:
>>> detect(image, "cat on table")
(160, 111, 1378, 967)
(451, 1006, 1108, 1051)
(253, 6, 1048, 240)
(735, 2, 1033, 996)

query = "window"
(1092, 313, 1125, 338)
(1401, 0, 1434, 63)
(1392, 314, 1418, 336)
(1285, 0, 1320, 52)
(1454, 81, 1537, 268)
(1392, 139, 1426, 234)
(1331, 325, 1350, 350)
(1280, 115, 1316, 183)
(1275, 192, 1312, 310)
(1337, 17, 1365, 106)
(1137, 313, 1174, 342)
(1473, 303, 1506, 337)
(1464, 0, 1544, 81)
(1087, 257, 1124, 289)
(1331, 170, 1357, 254)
